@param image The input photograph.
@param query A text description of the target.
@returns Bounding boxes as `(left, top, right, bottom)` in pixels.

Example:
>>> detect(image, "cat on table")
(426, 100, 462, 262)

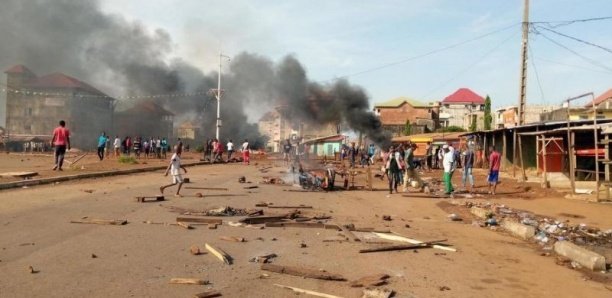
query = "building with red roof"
(3, 64, 114, 148)
(440, 88, 486, 130)
(588, 88, 612, 109)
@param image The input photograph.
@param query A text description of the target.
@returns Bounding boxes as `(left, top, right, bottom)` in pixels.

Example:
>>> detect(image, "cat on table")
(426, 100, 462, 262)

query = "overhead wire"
(534, 25, 612, 55)
(420, 28, 521, 99)
(533, 29, 612, 73)
(321, 22, 519, 82)
(534, 57, 612, 75)
(531, 16, 612, 28)
(527, 43, 546, 104)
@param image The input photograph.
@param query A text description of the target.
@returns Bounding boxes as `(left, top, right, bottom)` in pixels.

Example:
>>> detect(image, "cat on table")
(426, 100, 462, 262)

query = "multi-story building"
(439, 88, 485, 130)
(113, 101, 174, 139)
(495, 105, 557, 128)
(4, 64, 114, 149)
(258, 106, 340, 152)
(373, 97, 439, 136)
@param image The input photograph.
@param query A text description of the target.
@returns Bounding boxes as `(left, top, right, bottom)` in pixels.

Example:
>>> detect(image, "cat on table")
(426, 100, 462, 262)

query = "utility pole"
(210, 53, 230, 140)
(518, 0, 529, 125)
(514, 0, 529, 178)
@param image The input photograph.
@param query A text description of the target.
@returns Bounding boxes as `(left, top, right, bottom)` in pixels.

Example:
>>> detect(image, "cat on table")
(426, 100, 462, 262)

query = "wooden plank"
(373, 232, 457, 252)
(265, 222, 326, 229)
(267, 205, 313, 209)
(352, 227, 391, 233)
(350, 274, 390, 287)
(261, 264, 346, 281)
(362, 288, 394, 298)
(70, 219, 127, 225)
(339, 224, 361, 242)
(169, 278, 208, 285)
(176, 222, 193, 229)
(273, 284, 344, 298)
(185, 187, 228, 191)
(219, 236, 245, 242)
(0, 171, 38, 178)
(240, 216, 287, 224)
(193, 290, 222, 298)
(176, 217, 222, 224)
(358, 241, 444, 253)
(205, 243, 232, 265)
(135, 195, 165, 202)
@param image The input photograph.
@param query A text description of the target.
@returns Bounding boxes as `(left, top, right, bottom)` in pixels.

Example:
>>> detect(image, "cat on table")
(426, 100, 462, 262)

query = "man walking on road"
(462, 144, 475, 193)
(488, 146, 501, 195)
(113, 136, 121, 157)
(97, 132, 107, 161)
(227, 139, 234, 161)
(51, 120, 70, 171)
(442, 145, 454, 195)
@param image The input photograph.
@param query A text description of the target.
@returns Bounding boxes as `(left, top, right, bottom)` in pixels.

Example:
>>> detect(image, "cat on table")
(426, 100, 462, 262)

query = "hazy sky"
(99, 0, 612, 109)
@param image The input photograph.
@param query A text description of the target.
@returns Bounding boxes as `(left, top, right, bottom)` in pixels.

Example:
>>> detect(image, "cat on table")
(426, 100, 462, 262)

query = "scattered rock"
(382, 215, 392, 221)
(91, 253, 97, 258)
(439, 286, 451, 291)
(195, 192, 203, 198)
(28, 266, 39, 274)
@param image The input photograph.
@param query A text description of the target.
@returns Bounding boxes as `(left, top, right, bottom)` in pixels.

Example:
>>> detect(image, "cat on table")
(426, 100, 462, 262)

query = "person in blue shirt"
(97, 132, 108, 161)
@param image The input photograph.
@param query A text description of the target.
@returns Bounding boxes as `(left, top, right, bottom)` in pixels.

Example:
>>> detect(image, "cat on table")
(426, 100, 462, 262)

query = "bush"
(118, 156, 138, 164)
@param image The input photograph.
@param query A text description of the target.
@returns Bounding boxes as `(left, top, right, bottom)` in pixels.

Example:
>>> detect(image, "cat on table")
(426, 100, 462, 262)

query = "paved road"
(0, 162, 609, 297)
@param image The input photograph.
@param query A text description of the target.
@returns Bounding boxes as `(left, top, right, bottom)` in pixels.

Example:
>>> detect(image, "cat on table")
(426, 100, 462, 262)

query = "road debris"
(169, 278, 208, 285)
(358, 240, 446, 253)
(260, 264, 346, 281)
(28, 265, 39, 274)
(193, 290, 222, 298)
(135, 195, 164, 203)
(205, 243, 232, 265)
(70, 219, 127, 225)
(219, 236, 246, 242)
(273, 284, 343, 298)
(373, 232, 457, 252)
(249, 253, 277, 263)
(362, 288, 394, 298)
(190, 245, 202, 255)
(350, 274, 390, 287)
(176, 217, 222, 225)
(185, 186, 228, 191)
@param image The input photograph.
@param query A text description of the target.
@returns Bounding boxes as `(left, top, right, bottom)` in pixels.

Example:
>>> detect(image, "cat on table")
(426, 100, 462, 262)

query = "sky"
(1, 0, 612, 127)
(98, 0, 612, 109)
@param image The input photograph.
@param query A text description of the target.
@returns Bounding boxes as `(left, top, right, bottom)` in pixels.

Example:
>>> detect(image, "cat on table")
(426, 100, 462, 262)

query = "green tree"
(484, 95, 492, 130)
(436, 125, 466, 133)
(403, 120, 412, 136)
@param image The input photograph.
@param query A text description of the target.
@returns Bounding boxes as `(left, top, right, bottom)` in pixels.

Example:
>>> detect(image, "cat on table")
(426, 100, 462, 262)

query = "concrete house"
(439, 88, 485, 130)
(373, 97, 439, 136)
(4, 64, 114, 149)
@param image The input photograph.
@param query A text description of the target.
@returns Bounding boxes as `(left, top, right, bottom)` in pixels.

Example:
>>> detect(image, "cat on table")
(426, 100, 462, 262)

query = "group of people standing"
(95, 133, 175, 161)
(204, 138, 251, 165)
(380, 141, 501, 196)
(340, 142, 377, 168)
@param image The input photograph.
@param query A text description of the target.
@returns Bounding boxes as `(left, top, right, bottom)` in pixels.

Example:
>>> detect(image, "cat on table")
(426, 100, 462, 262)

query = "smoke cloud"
(0, 0, 390, 148)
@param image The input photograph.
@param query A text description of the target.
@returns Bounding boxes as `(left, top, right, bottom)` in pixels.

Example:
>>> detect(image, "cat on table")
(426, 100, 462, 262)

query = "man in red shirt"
(488, 146, 501, 195)
(51, 120, 71, 171)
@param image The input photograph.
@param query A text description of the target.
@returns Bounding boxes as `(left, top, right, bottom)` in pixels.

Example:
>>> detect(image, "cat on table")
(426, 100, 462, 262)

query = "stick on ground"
(70, 219, 127, 225)
(169, 278, 208, 285)
(273, 284, 344, 298)
(261, 264, 346, 281)
(205, 243, 232, 265)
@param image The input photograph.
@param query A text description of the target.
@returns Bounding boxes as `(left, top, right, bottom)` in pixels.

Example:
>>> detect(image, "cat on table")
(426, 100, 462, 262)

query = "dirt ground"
(0, 156, 611, 297)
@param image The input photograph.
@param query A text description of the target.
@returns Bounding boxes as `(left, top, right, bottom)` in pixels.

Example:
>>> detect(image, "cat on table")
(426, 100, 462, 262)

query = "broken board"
(70, 219, 127, 225)
(135, 195, 165, 203)
(176, 217, 223, 225)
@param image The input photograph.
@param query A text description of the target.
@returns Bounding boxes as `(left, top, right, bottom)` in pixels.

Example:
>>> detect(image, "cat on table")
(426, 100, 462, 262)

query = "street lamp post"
(210, 53, 230, 140)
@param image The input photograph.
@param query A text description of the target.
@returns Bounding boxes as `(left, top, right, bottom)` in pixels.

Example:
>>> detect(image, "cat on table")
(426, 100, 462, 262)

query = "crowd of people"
(376, 141, 501, 196)
(94, 133, 179, 161)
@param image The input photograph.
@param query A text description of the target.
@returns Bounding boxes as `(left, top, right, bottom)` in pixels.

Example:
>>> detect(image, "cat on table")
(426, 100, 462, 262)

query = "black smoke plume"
(0, 0, 390, 148)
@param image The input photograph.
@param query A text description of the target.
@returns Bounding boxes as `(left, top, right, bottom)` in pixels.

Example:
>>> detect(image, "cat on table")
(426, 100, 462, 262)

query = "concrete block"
(470, 207, 489, 219)
(500, 220, 536, 240)
(554, 241, 606, 271)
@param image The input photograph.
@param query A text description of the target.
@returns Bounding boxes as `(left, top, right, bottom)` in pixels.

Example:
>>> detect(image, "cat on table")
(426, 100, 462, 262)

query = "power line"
(534, 25, 612, 54)
(323, 22, 519, 82)
(534, 31, 612, 73)
(531, 16, 612, 28)
(535, 57, 612, 75)
(527, 43, 546, 103)
(420, 29, 520, 99)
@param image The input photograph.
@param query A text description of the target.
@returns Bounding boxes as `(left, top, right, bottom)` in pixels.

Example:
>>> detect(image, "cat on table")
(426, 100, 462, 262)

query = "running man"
(96, 132, 107, 161)
(160, 147, 187, 197)
(51, 120, 70, 171)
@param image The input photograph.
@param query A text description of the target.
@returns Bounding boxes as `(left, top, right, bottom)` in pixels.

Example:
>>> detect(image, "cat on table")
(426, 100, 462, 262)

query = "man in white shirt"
(241, 139, 250, 165)
(160, 147, 187, 197)
(442, 145, 455, 195)
(113, 136, 121, 157)
(227, 139, 234, 161)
